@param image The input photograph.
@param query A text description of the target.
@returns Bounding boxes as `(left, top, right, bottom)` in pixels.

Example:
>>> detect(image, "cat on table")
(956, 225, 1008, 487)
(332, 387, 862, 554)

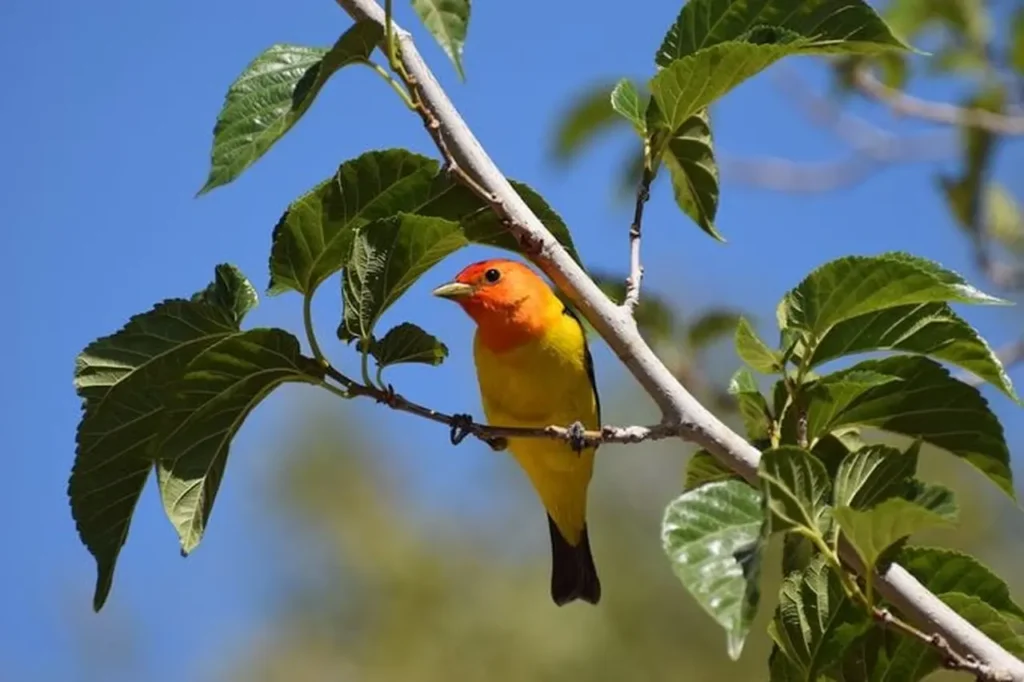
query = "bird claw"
(449, 413, 475, 446)
(485, 436, 508, 452)
(566, 421, 588, 455)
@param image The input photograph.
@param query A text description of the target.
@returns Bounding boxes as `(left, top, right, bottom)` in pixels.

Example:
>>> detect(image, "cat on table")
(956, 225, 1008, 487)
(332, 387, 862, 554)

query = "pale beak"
(431, 281, 474, 300)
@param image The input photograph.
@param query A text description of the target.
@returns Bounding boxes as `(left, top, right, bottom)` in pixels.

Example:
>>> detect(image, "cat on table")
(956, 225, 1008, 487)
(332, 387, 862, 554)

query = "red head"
(432, 259, 562, 352)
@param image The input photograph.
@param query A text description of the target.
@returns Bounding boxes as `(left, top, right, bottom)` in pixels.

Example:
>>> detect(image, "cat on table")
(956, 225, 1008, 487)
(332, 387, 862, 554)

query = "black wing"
(562, 305, 601, 423)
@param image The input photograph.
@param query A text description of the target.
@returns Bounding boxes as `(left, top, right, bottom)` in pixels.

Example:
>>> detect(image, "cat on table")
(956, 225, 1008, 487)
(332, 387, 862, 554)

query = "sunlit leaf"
(70, 264, 257, 610)
(411, 0, 470, 80)
(735, 317, 782, 373)
(156, 328, 318, 554)
(804, 370, 903, 441)
(833, 498, 956, 573)
(729, 368, 773, 442)
(806, 301, 1017, 400)
(655, 0, 907, 66)
(610, 78, 646, 134)
(200, 23, 383, 193)
(815, 356, 1014, 498)
(898, 546, 1024, 622)
(833, 443, 917, 510)
(777, 252, 1006, 338)
(938, 593, 1024, 657)
(759, 446, 831, 536)
(662, 480, 765, 659)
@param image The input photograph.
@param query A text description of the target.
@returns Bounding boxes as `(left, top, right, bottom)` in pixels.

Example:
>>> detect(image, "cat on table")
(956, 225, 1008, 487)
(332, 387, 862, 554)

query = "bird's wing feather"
(561, 305, 600, 424)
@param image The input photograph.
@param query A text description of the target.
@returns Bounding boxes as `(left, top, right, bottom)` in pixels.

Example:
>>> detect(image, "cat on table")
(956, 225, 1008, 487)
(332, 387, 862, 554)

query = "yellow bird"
(432, 258, 601, 605)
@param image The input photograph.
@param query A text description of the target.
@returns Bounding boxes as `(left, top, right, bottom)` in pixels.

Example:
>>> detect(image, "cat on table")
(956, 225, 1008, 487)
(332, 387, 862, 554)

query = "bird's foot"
(485, 436, 508, 452)
(449, 413, 475, 446)
(566, 421, 588, 455)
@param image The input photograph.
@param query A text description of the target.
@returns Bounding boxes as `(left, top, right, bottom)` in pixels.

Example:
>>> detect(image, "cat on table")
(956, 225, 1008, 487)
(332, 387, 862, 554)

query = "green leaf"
(903, 479, 958, 521)
(269, 149, 436, 296)
(939, 593, 1024, 657)
(777, 252, 1007, 338)
(662, 480, 765, 659)
(759, 446, 831, 537)
(367, 322, 449, 369)
(270, 150, 582, 298)
(898, 546, 1024, 622)
(833, 443, 917, 509)
(610, 79, 646, 134)
(663, 110, 721, 239)
(838, 626, 936, 682)
(735, 317, 782, 373)
(684, 450, 740, 491)
(833, 498, 956, 572)
(69, 264, 257, 610)
(687, 308, 741, 350)
(550, 82, 623, 162)
(342, 214, 467, 340)
(411, 0, 470, 80)
(806, 302, 1017, 400)
(804, 370, 904, 442)
(769, 556, 870, 680)
(655, 0, 907, 66)
(729, 368, 773, 441)
(156, 328, 318, 554)
(200, 24, 383, 193)
(816, 355, 1014, 498)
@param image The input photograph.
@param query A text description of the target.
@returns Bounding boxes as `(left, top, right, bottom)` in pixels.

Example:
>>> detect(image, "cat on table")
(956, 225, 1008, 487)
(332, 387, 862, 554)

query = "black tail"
(547, 515, 601, 606)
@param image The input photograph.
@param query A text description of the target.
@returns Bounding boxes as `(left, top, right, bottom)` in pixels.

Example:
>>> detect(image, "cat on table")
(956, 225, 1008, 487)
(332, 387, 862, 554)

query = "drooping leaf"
(271, 151, 582, 298)
(777, 252, 1007, 338)
(687, 308, 741, 350)
(804, 370, 903, 441)
(655, 0, 907, 67)
(342, 214, 467, 341)
(610, 78, 646, 134)
(367, 322, 449, 369)
(759, 446, 831, 537)
(662, 480, 765, 659)
(156, 328, 319, 554)
(806, 302, 1017, 400)
(663, 110, 721, 239)
(729, 368, 773, 442)
(735, 316, 782, 373)
(269, 149, 438, 296)
(70, 264, 257, 610)
(769, 556, 871, 680)
(816, 355, 1014, 498)
(833, 443, 918, 510)
(833, 498, 956, 573)
(684, 450, 741, 490)
(411, 0, 470, 80)
(200, 24, 383, 193)
(986, 183, 1024, 254)
(550, 82, 623, 162)
(898, 546, 1024, 622)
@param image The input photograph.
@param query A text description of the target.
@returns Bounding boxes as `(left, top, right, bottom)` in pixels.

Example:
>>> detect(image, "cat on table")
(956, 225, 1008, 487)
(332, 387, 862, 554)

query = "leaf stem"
(622, 164, 655, 315)
(303, 294, 326, 365)
(359, 60, 415, 109)
(384, 0, 397, 69)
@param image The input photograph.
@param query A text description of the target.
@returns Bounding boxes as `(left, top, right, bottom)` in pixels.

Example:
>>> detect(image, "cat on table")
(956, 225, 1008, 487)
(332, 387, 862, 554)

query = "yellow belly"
(473, 323, 599, 545)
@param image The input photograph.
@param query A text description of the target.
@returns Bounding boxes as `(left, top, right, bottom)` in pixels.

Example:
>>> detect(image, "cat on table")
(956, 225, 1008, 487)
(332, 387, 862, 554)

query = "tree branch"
(853, 67, 1024, 135)
(623, 166, 653, 314)
(331, 1, 1024, 677)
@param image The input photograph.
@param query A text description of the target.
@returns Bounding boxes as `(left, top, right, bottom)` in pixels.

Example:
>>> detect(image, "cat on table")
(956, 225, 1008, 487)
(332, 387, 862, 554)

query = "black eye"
(484, 268, 501, 283)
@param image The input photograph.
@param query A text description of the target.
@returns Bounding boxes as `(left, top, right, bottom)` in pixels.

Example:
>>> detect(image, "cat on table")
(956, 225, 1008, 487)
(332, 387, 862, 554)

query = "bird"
(432, 258, 601, 606)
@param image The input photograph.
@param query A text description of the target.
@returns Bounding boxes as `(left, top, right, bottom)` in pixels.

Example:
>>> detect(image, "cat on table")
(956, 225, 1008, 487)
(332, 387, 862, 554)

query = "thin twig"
(874, 608, 1015, 682)
(320, 363, 675, 447)
(330, 1, 1024, 676)
(622, 167, 653, 314)
(853, 67, 1024, 135)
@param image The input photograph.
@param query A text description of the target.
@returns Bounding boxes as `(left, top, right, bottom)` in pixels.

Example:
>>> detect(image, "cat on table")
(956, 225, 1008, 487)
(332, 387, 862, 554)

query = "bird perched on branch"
(432, 258, 601, 605)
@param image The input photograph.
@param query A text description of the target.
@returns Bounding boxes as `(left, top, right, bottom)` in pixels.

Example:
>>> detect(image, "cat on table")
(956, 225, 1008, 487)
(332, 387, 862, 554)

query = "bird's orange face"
(432, 259, 559, 351)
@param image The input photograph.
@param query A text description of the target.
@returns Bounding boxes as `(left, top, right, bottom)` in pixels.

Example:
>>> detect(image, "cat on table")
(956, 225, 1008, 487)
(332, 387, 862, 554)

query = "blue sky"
(2, 0, 1022, 680)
